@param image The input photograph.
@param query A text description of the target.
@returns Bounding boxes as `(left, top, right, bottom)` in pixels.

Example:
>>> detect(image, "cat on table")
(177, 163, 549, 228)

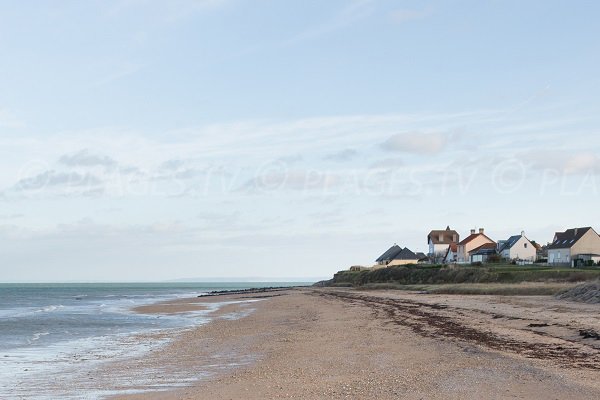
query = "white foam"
(0, 297, 261, 399)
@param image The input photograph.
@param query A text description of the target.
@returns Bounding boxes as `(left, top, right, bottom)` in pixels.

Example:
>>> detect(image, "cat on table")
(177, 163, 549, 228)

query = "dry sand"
(109, 288, 600, 399)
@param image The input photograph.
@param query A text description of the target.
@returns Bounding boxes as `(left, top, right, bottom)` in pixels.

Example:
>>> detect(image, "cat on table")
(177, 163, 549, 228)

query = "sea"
(0, 282, 308, 399)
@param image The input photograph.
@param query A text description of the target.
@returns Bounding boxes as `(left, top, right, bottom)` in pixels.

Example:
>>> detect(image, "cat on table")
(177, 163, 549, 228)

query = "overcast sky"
(1, 0, 599, 282)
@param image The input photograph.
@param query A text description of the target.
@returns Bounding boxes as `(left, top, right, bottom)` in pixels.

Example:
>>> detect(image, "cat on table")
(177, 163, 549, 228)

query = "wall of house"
(571, 229, 600, 257)
(444, 250, 456, 263)
(508, 236, 536, 261)
(457, 235, 494, 263)
(548, 248, 571, 265)
(371, 264, 387, 270)
(429, 242, 450, 256)
(429, 244, 450, 257)
(388, 259, 419, 267)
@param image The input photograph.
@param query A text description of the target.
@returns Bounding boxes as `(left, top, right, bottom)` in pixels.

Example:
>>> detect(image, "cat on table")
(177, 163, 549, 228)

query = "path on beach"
(114, 288, 600, 400)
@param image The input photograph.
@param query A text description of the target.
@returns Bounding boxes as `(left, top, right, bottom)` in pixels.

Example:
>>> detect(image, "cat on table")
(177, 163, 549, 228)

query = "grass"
(356, 282, 579, 296)
(330, 263, 600, 291)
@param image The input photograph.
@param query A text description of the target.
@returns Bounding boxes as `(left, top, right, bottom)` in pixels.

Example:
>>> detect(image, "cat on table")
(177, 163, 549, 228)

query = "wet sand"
(111, 288, 600, 399)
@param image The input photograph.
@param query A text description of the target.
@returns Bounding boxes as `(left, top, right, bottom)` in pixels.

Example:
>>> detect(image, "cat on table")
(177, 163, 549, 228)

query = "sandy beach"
(108, 288, 600, 399)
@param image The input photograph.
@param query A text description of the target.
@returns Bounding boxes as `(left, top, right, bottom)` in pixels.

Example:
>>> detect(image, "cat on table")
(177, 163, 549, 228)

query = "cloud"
(380, 132, 448, 154)
(240, 169, 344, 193)
(527, 151, 600, 176)
(14, 170, 103, 191)
(0, 213, 24, 220)
(369, 158, 404, 169)
(324, 149, 358, 162)
(59, 149, 117, 168)
(160, 159, 187, 170)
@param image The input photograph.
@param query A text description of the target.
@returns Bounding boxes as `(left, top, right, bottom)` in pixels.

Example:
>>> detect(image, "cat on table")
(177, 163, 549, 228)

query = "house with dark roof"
(427, 226, 459, 261)
(375, 244, 402, 265)
(388, 247, 421, 266)
(374, 244, 421, 267)
(415, 252, 429, 264)
(498, 232, 536, 262)
(547, 227, 600, 266)
(456, 228, 495, 263)
(470, 242, 498, 263)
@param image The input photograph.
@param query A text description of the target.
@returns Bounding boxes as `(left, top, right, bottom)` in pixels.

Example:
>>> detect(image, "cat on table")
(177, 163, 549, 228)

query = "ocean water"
(0, 282, 306, 399)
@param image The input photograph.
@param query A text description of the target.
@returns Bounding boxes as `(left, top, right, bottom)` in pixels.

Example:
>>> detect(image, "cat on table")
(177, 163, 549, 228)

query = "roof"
(472, 248, 497, 256)
(547, 227, 594, 250)
(427, 226, 459, 245)
(458, 233, 495, 246)
(530, 241, 543, 251)
(469, 242, 497, 255)
(415, 252, 428, 260)
(498, 235, 530, 252)
(375, 245, 402, 262)
(392, 247, 420, 260)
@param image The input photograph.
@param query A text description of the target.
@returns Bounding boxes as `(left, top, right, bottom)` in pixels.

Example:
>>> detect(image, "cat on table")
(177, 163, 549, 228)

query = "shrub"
(329, 264, 600, 287)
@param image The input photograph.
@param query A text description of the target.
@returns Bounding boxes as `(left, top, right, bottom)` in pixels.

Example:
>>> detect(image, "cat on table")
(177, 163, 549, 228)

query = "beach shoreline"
(104, 287, 600, 399)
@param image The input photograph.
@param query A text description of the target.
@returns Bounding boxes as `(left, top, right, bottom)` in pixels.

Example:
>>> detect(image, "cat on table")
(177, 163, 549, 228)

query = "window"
(524, 243, 528, 248)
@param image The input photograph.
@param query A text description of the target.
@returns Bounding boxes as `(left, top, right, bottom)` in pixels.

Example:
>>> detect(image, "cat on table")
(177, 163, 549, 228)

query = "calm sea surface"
(0, 282, 308, 399)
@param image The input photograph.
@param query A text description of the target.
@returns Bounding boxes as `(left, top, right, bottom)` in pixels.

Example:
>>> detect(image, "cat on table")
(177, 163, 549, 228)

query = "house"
(547, 227, 600, 267)
(387, 247, 421, 266)
(530, 241, 545, 260)
(375, 244, 402, 266)
(427, 226, 459, 262)
(576, 254, 600, 267)
(374, 245, 420, 267)
(443, 243, 458, 263)
(349, 265, 370, 272)
(498, 232, 536, 262)
(470, 243, 498, 263)
(415, 252, 429, 264)
(456, 228, 495, 263)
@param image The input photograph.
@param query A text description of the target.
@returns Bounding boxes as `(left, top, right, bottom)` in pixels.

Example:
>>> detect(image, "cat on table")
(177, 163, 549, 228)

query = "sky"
(1, 0, 599, 282)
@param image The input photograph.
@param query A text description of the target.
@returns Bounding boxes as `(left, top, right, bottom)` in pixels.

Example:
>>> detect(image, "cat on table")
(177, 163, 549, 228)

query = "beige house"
(388, 248, 421, 266)
(456, 228, 495, 263)
(548, 227, 600, 266)
(374, 244, 420, 267)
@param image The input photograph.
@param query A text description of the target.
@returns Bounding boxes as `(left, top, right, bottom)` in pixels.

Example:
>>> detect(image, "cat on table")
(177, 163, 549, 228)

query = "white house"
(498, 232, 536, 262)
(427, 226, 459, 262)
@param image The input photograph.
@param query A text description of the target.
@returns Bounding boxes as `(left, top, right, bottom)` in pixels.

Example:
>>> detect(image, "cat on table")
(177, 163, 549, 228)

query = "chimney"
(521, 230, 525, 236)
(470, 229, 476, 235)
(479, 228, 485, 234)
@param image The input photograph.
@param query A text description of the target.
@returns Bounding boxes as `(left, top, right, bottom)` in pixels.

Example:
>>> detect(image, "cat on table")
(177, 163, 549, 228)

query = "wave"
(35, 305, 64, 313)
(29, 332, 50, 343)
